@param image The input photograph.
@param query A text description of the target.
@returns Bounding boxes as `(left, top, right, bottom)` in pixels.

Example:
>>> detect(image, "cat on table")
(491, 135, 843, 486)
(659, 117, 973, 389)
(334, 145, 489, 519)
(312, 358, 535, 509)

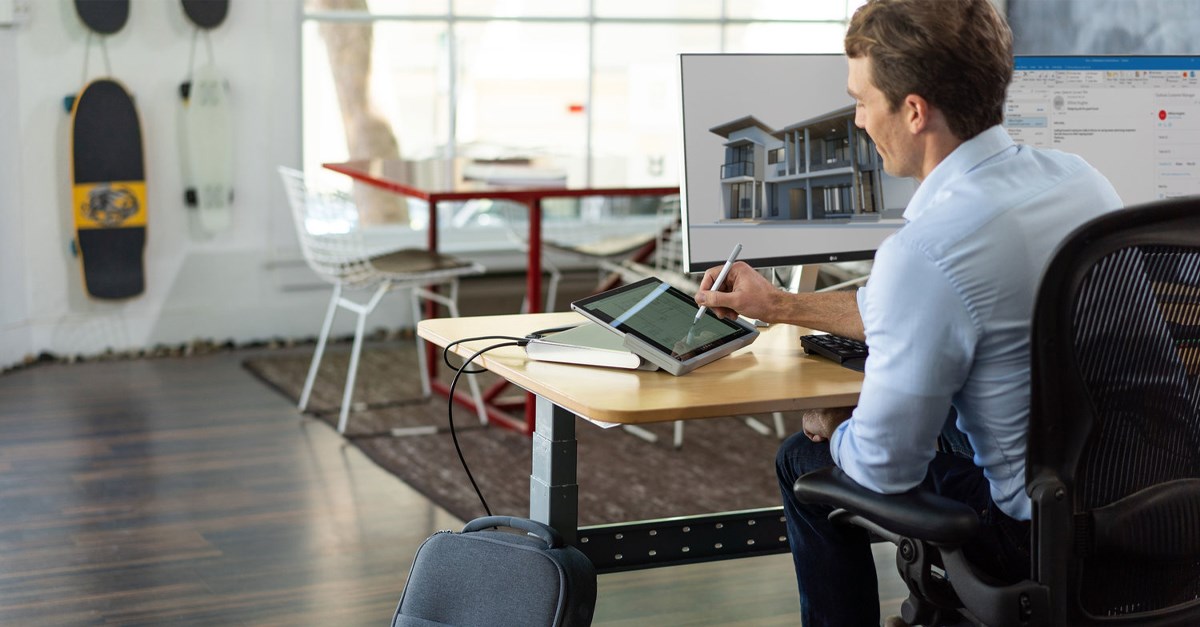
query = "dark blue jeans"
(775, 432, 1031, 626)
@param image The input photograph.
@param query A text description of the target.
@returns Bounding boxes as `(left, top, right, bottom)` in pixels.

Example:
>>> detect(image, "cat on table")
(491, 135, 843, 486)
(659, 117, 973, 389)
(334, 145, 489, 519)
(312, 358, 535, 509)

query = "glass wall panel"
(726, 0, 856, 21)
(593, 0, 721, 19)
(724, 22, 848, 54)
(305, 0, 449, 16)
(302, 21, 447, 175)
(592, 23, 719, 188)
(302, 20, 342, 178)
(301, 5, 861, 238)
(454, 0, 588, 18)
(366, 0, 448, 14)
(454, 21, 589, 183)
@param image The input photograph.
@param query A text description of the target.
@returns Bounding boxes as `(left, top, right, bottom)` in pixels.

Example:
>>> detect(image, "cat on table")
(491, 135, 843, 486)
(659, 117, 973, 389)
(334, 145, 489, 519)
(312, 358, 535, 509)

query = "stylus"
(693, 243, 742, 324)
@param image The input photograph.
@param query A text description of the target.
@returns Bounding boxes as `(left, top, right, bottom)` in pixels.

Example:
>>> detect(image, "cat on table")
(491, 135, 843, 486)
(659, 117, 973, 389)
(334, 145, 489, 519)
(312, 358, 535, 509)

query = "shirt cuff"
(828, 419, 852, 467)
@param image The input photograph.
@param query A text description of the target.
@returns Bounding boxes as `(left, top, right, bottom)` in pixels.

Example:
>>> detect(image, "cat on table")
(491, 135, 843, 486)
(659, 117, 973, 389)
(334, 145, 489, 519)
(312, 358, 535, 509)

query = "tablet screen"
(572, 278, 754, 362)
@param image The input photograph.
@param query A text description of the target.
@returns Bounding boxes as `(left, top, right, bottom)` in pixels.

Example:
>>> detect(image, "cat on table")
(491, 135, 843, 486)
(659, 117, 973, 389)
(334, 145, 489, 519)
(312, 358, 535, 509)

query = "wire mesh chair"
(795, 197, 1200, 626)
(278, 166, 487, 435)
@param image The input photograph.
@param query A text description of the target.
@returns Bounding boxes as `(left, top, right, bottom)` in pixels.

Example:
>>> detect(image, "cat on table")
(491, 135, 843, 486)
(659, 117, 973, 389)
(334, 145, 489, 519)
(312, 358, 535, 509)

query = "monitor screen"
(1007, 56, 1200, 206)
(678, 53, 915, 273)
(679, 54, 1200, 273)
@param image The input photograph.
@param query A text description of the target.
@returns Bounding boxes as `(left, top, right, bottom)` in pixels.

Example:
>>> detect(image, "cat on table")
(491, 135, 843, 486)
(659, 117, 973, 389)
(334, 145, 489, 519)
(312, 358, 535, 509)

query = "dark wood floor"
(0, 274, 906, 625)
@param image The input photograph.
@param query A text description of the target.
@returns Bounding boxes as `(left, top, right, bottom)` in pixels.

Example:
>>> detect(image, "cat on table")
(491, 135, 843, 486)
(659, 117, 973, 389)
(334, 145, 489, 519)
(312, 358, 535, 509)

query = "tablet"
(570, 277, 759, 375)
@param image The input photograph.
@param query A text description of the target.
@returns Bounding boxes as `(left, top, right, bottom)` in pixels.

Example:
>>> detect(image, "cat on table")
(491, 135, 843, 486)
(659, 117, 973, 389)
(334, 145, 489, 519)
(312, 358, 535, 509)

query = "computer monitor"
(679, 54, 1200, 273)
(678, 53, 915, 273)
(1006, 56, 1200, 206)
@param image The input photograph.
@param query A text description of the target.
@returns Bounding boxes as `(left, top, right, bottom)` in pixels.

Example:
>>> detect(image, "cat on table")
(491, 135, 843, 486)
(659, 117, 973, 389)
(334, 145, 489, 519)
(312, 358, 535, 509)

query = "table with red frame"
(325, 158, 679, 436)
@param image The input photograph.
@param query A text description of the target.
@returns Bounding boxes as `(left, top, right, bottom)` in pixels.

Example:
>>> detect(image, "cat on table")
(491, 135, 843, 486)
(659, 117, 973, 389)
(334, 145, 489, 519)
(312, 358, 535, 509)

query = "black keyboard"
(801, 333, 868, 364)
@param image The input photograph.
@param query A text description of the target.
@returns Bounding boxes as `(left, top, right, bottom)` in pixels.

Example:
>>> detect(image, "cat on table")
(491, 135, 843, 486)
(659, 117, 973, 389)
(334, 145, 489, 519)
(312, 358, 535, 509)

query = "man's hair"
(845, 0, 1013, 140)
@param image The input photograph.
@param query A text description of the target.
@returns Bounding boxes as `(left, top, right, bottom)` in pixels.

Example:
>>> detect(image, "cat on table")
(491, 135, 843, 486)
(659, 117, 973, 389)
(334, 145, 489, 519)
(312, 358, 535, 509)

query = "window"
(731, 182, 756, 218)
(454, 21, 589, 168)
(302, 1, 865, 238)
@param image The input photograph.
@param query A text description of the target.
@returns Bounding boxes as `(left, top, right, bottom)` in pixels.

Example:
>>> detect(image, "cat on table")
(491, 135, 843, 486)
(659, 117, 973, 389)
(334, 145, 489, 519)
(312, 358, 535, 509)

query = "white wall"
(0, 23, 31, 366)
(0, 0, 426, 368)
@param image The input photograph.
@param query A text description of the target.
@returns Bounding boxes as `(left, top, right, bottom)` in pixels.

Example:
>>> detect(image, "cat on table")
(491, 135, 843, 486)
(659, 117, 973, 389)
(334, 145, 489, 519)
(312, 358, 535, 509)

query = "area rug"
(243, 341, 796, 526)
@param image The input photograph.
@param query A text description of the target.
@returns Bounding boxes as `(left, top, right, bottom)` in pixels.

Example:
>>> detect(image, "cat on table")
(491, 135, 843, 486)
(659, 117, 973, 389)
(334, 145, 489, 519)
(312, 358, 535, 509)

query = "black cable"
(446, 341, 521, 517)
(440, 324, 579, 517)
(443, 335, 522, 374)
(441, 325, 579, 373)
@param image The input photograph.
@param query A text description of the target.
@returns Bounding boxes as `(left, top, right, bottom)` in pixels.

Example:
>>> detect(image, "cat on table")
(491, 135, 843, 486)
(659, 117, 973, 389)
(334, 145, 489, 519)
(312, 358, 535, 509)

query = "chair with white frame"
(278, 166, 487, 435)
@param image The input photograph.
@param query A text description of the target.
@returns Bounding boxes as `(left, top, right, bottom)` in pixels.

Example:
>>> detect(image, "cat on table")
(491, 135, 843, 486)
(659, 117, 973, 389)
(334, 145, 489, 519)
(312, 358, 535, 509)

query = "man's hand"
(801, 407, 853, 443)
(695, 261, 780, 322)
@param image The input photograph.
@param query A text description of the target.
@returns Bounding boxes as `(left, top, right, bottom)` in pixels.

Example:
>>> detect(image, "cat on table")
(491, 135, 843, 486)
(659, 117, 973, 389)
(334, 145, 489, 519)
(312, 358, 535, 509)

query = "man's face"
(847, 56, 916, 179)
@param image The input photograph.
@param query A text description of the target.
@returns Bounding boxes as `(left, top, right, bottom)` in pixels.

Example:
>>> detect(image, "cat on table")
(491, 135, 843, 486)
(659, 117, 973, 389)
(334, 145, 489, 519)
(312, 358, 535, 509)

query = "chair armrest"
(794, 467, 980, 545)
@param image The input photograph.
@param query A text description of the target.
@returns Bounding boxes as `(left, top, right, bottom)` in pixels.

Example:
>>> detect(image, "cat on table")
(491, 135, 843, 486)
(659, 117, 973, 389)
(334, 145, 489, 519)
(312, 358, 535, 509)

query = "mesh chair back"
(278, 166, 378, 289)
(1031, 197, 1200, 622)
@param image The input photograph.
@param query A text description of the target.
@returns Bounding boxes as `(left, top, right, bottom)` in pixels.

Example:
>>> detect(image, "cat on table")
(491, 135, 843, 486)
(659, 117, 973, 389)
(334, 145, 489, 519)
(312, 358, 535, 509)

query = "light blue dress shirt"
(828, 125, 1123, 520)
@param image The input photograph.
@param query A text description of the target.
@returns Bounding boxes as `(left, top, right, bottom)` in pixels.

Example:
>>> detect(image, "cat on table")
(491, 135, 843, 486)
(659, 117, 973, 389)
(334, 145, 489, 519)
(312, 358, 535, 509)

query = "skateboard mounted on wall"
(180, 0, 234, 237)
(180, 63, 234, 234)
(69, 79, 147, 300)
(67, 0, 146, 299)
(182, 0, 228, 29)
(74, 0, 128, 35)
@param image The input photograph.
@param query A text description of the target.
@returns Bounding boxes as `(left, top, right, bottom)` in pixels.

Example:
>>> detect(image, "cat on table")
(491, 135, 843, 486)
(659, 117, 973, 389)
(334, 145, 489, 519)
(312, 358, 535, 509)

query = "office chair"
(794, 196, 1200, 626)
(278, 166, 488, 435)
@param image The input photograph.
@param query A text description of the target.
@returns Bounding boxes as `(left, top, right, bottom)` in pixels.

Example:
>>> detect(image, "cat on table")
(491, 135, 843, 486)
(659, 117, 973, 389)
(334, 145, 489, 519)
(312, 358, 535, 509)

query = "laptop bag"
(392, 515, 597, 627)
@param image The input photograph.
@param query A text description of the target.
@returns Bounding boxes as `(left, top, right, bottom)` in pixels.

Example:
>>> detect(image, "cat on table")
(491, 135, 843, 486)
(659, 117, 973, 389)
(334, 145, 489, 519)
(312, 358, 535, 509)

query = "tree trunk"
(314, 0, 406, 225)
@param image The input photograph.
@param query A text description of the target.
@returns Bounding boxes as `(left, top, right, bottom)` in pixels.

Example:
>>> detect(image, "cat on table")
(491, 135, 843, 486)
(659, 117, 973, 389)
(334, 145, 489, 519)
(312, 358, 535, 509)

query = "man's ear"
(903, 93, 930, 134)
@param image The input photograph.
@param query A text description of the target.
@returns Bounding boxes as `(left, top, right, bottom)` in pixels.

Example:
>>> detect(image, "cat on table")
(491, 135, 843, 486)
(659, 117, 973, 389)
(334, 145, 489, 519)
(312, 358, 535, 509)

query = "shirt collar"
(902, 125, 1016, 223)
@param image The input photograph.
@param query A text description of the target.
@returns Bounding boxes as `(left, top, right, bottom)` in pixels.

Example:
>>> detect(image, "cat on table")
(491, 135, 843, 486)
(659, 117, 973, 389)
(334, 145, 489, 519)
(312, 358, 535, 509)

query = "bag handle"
(462, 516, 565, 548)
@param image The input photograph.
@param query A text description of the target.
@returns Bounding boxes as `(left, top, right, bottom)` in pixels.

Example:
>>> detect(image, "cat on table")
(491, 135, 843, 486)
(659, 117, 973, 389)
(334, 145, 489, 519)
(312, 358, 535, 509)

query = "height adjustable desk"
(418, 312, 863, 573)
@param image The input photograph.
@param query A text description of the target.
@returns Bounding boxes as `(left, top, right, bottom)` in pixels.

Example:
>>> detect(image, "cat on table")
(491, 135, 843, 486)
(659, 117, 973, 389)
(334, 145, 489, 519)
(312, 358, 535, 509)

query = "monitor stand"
(786, 262, 871, 295)
(748, 263, 860, 441)
(787, 264, 821, 294)
(707, 264, 820, 445)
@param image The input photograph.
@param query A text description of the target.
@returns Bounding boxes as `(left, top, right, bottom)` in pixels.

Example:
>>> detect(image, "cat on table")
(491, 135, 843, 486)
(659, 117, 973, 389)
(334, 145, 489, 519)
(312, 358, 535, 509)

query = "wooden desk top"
(418, 312, 864, 425)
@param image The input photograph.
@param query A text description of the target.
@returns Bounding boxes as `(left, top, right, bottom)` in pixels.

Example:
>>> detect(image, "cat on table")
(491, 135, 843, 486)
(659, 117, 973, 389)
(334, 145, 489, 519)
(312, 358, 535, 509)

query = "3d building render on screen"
(680, 54, 917, 271)
(709, 105, 906, 223)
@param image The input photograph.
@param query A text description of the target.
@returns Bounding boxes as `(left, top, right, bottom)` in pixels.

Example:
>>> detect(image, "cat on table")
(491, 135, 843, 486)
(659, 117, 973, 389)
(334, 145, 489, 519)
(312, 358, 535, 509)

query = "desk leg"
(521, 198, 545, 435)
(529, 395, 578, 544)
(424, 198, 442, 383)
(526, 197, 542, 314)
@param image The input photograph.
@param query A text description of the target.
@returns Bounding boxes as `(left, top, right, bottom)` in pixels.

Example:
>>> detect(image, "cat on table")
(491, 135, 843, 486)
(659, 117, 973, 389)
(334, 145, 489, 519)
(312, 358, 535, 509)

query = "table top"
(418, 312, 864, 425)
(325, 159, 679, 202)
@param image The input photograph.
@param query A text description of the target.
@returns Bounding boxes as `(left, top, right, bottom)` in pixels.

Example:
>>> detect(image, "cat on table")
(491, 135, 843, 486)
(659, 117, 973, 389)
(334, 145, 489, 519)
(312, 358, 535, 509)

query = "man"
(694, 0, 1122, 624)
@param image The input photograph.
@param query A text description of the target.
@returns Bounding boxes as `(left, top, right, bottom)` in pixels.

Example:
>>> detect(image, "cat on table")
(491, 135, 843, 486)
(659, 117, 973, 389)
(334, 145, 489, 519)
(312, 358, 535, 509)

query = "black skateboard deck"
(182, 0, 229, 30)
(70, 79, 147, 300)
(74, 0, 129, 35)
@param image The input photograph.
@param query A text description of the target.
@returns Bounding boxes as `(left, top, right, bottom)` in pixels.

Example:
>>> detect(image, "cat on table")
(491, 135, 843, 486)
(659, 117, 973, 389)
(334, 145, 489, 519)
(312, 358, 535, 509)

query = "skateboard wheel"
(184, 188, 197, 207)
(63, 95, 76, 113)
